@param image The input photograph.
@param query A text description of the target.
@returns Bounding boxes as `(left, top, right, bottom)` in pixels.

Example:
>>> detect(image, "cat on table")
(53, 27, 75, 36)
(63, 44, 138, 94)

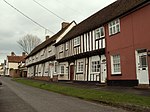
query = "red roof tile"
(7, 56, 26, 63)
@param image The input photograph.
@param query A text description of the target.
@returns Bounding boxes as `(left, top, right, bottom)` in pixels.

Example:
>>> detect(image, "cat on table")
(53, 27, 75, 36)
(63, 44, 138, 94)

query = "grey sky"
(0, 0, 116, 63)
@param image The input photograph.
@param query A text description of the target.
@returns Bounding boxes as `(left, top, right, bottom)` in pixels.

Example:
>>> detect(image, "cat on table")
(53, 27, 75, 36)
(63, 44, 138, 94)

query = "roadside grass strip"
(13, 78, 150, 111)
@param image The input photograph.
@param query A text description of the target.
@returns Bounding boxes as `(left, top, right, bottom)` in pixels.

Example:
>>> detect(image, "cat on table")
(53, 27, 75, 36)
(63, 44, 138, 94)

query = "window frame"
(111, 54, 121, 74)
(59, 45, 64, 52)
(108, 19, 120, 36)
(65, 42, 68, 50)
(60, 65, 65, 74)
(77, 61, 84, 73)
(74, 36, 80, 47)
(95, 27, 105, 40)
(91, 61, 100, 73)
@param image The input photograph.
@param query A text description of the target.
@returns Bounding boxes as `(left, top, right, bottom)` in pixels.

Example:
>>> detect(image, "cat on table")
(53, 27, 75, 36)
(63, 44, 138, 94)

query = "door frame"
(135, 49, 149, 85)
(69, 63, 74, 81)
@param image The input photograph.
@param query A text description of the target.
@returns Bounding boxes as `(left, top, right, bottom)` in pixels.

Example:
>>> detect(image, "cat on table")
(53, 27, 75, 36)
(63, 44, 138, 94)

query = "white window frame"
(54, 61, 57, 73)
(41, 49, 44, 56)
(65, 42, 68, 50)
(108, 19, 120, 36)
(74, 36, 80, 47)
(91, 61, 100, 73)
(59, 45, 64, 52)
(60, 65, 65, 74)
(95, 27, 105, 40)
(111, 54, 121, 74)
(77, 61, 83, 73)
(48, 46, 52, 52)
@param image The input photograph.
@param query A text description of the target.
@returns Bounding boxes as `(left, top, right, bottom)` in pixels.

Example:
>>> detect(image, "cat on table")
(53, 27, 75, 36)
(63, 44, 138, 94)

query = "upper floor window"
(48, 46, 52, 52)
(111, 54, 121, 74)
(65, 42, 68, 50)
(108, 19, 120, 36)
(59, 45, 64, 52)
(95, 27, 105, 39)
(36, 54, 38, 59)
(41, 50, 44, 56)
(74, 36, 80, 47)
(77, 61, 83, 73)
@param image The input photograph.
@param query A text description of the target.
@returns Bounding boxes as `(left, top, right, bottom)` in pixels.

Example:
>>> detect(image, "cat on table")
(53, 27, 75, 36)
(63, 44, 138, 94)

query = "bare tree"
(17, 34, 41, 54)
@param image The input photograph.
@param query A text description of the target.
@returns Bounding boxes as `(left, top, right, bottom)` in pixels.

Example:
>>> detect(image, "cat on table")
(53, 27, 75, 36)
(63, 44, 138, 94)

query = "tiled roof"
(7, 56, 26, 63)
(26, 21, 76, 58)
(55, 0, 149, 45)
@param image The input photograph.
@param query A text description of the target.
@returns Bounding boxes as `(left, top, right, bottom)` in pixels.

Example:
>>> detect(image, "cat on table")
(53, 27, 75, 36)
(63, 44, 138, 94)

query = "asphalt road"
(0, 77, 129, 112)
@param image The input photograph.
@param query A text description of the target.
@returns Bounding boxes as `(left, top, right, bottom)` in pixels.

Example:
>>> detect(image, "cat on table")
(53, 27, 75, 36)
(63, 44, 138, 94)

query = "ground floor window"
(111, 54, 121, 74)
(77, 61, 83, 73)
(60, 65, 65, 74)
(91, 61, 100, 72)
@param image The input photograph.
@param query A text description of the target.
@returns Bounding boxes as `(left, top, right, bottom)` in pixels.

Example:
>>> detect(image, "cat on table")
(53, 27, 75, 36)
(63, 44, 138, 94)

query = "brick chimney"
(61, 22, 69, 29)
(11, 52, 15, 56)
(45, 35, 49, 40)
(22, 52, 26, 56)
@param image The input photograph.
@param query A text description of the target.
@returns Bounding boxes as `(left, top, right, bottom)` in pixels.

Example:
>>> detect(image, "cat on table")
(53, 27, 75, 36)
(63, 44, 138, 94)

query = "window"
(74, 37, 80, 47)
(139, 55, 147, 68)
(95, 27, 105, 39)
(41, 50, 44, 56)
(65, 42, 68, 50)
(54, 61, 57, 73)
(60, 65, 65, 74)
(48, 46, 52, 52)
(111, 54, 121, 74)
(109, 19, 120, 35)
(36, 54, 38, 59)
(77, 61, 83, 72)
(91, 61, 100, 72)
(59, 45, 63, 52)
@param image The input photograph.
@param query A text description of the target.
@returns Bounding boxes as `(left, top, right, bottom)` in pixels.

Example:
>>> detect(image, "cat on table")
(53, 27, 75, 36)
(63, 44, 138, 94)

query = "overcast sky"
(0, 0, 116, 63)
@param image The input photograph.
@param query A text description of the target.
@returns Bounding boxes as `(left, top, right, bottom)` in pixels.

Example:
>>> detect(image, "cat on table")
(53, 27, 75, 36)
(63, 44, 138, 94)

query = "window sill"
(109, 31, 120, 37)
(76, 72, 83, 74)
(74, 45, 80, 48)
(95, 37, 105, 41)
(111, 74, 122, 76)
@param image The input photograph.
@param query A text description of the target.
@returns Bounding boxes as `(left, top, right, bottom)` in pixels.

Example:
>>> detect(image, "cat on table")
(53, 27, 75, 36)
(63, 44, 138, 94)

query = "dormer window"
(95, 27, 105, 40)
(65, 42, 68, 50)
(74, 36, 80, 47)
(59, 45, 64, 52)
(108, 19, 120, 36)
(41, 50, 44, 56)
(48, 46, 52, 52)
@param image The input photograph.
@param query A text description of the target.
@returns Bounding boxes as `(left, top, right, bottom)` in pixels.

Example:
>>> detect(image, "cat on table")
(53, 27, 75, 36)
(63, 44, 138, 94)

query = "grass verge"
(13, 78, 150, 111)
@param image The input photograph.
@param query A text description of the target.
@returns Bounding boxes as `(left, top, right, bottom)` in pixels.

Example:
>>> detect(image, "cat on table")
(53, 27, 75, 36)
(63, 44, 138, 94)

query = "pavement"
(0, 83, 37, 112)
(0, 77, 129, 112)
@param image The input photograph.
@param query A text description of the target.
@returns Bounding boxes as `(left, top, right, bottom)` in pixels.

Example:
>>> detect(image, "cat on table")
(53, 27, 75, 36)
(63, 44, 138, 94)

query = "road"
(0, 77, 128, 112)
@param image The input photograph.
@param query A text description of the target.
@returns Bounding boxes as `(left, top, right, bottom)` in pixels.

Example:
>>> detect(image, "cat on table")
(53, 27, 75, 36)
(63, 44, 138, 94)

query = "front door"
(70, 65, 74, 81)
(136, 51, 149, 84)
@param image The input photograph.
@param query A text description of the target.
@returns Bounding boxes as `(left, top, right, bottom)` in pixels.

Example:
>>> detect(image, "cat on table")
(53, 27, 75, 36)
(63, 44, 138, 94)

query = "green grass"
(13, 78, 150, 110)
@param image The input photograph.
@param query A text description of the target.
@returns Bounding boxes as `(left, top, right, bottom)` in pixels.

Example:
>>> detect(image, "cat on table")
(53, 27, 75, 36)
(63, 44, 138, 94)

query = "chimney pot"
(45, 35, 49, 40)
(61, 22, 69, 29)
(22, 52, 26, 56)
(11, 52, 15, 56)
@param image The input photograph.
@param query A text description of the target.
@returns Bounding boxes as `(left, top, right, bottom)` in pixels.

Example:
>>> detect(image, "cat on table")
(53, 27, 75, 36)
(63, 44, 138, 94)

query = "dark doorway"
(70, 65, 74, 81)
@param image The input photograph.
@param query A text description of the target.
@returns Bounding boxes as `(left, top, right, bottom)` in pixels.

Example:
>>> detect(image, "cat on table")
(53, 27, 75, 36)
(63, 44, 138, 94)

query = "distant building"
(5, 52, 27, 77)
(0, 63, 4, 75)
